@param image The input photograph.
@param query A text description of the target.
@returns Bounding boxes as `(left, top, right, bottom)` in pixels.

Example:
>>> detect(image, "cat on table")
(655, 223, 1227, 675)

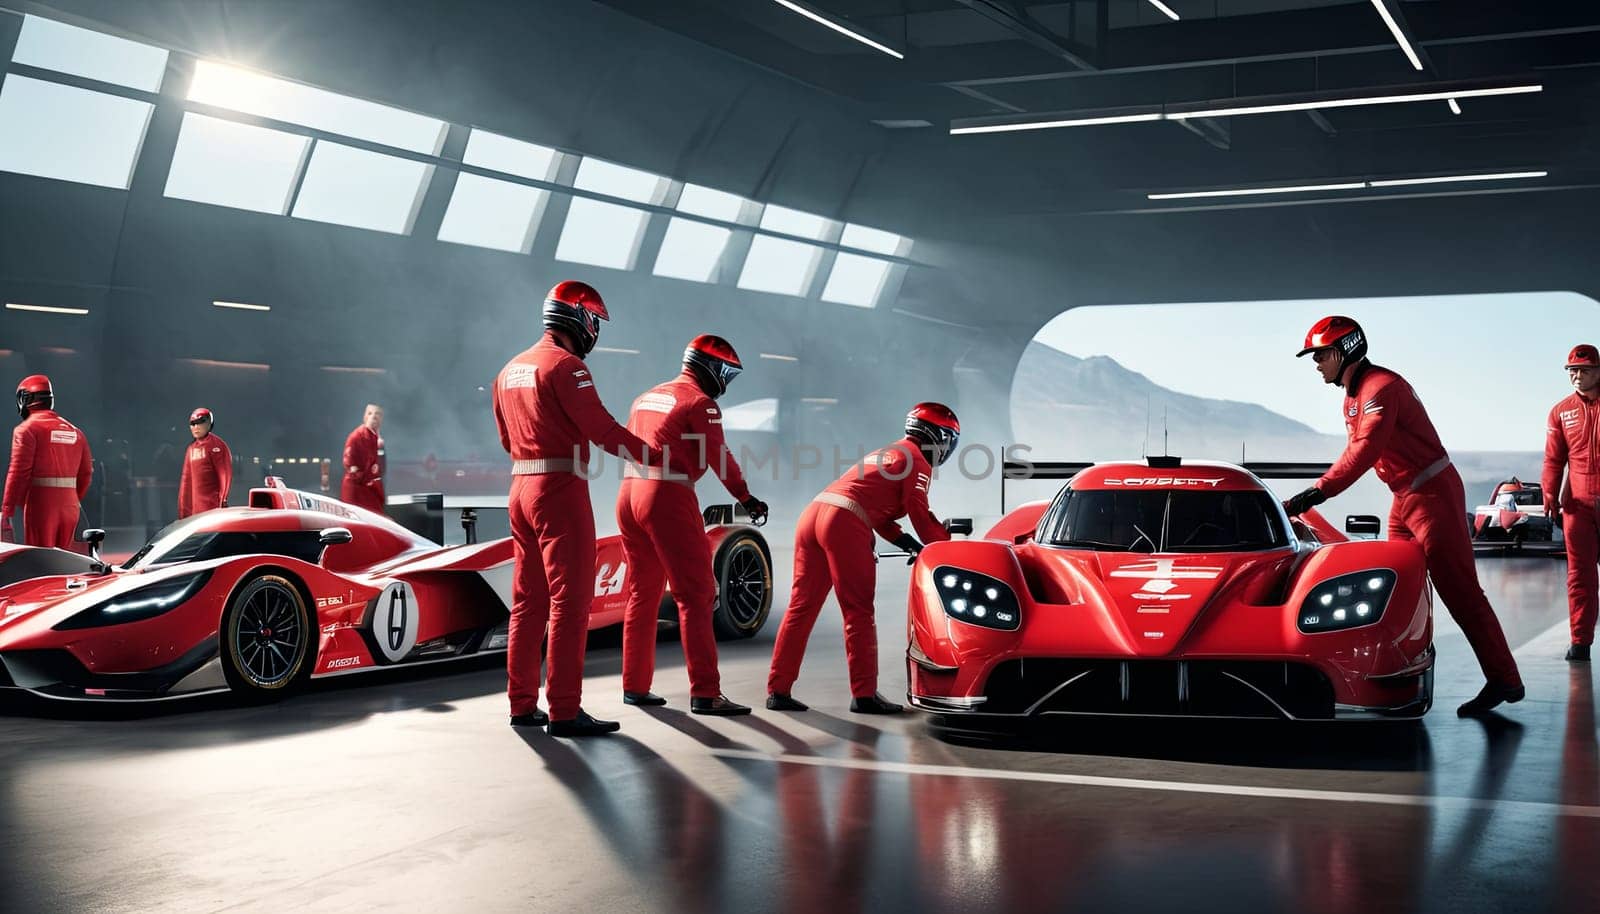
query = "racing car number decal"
(595, 562, 627, 598)
(370, 582, 420, 662)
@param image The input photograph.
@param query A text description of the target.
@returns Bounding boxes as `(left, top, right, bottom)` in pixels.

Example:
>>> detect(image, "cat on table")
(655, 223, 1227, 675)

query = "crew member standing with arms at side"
(493, 280, 662, 737)
(616, 334, 769, 716)
(2, 375, 92, 549)
(177, 407, 232, 519)
(1543, 344, 1600, 663)
(1283, 316, 1525, 716)
(767, 403, 961, 715)
(341, 403, 386, 514)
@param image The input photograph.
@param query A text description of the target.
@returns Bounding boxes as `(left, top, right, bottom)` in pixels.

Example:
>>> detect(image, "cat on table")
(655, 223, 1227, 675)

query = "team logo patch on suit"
(49, 430, 77, 445)
(502, 364, 537, 390)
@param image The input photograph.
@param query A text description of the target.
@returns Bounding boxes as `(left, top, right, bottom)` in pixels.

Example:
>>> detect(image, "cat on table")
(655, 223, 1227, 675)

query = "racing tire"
(711, 532, 772, 641)
(220, 573, 314, 700)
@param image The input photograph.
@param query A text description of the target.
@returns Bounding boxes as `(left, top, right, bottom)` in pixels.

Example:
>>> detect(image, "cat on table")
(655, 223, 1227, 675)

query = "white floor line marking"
(710, 749, 1600, 819)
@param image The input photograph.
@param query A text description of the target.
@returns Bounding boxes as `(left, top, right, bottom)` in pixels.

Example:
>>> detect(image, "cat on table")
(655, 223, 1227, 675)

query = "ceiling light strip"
(951, 112, 1162, 135)
(213, 300, 271, 312)
(1148, 1, 1180, 21)
(759, 353, 800, 362)
(1167, 83, 1541, 120)
(1149, 171, 1548, 200)
(180, 357, 271, 371)
(592, 346, 640, 355)
(6, 302, 89, 315)
(770, 0, 904, 60)
(1369, 0, 1423, 71)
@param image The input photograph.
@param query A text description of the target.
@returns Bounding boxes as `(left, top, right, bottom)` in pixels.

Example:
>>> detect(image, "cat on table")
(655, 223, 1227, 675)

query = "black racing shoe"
(509, 710, 549, 728)
(623, 691, 668, 706)
(1567, 644, 1591, 662)
(547, 710, 621, 737)
(766, 693, 809, 712)
(1456, 681, 1527, 717)
(849, 693, 905, 715)
(691, 695, 752, 716)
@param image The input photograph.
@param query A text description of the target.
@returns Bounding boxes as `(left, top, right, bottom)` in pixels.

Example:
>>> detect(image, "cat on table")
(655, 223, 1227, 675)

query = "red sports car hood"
(0, 564, 203, 636)
(1029, 549, 1294, 657)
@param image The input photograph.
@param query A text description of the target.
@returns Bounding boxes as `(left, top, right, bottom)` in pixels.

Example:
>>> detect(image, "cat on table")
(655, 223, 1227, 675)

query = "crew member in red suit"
(1285, 316, 1524, 716)
(616, 334, 769, 716)
(493, 280, 661, 737)
(2, 375, 92, 549)
(177, 407, 233, 519)
(1543, 343, 1600, 663)
(767, 403, 961, 714)
(341, 403, 386, 514)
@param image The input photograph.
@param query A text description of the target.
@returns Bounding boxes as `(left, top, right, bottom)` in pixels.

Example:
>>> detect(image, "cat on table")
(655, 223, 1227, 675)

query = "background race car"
(1470, 477, 1556, 552)
(908, 457, 1434, 725)
(0, 479, 770, 702)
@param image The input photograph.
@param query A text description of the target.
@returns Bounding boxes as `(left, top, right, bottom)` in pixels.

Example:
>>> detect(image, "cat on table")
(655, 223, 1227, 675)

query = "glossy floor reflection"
(0, 553, 1594, 913)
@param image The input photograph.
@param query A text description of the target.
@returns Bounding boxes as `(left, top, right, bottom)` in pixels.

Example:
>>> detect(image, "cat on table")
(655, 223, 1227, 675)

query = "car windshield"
(1037, 488, 1289, 553)
(121, 518, 325, 568)
(121, 515, 216, 569)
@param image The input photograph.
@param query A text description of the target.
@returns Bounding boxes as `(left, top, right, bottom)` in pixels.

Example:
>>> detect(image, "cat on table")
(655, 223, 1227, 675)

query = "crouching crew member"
(766, 402, 960, 714)
(2, 375, 92, 549)
(1543, 343, 1600, 663)
(617, 334, 769, 716)
(1284, 316, 1524, 717)
(178, 408, 232, 518)
(341, 403, 386, 514)
(493, 280, 662, 737)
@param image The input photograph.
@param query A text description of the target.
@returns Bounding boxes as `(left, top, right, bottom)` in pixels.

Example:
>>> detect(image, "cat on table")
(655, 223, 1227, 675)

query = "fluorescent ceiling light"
(181, 357, 270, 371)
(1369, 0, 1422, 71)
(1447, 98, 1462, 115)
(320, 365, 386, 374)
(801, 397, 838, 404)
(213, 300, 270, 311)
(1149, 171, 1548, 200)
(1167, 83, 1541, 120)
(1148, 1, 1180, 21)
(760, 353, 799, 362)
(40, 346, 77, 355)
(1368, 170, 1548, 188)
(1149, 182, 1366, 200)
(6, 302, 88, 315)
(951, 112, 1161, 135)
(771, 0, 904, 59)
(592, 346, 640, 355)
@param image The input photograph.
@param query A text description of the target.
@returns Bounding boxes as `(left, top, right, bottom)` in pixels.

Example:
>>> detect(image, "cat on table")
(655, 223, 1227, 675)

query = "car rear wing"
(998, 458, 1333, 512)
(386, 493, 511, 545)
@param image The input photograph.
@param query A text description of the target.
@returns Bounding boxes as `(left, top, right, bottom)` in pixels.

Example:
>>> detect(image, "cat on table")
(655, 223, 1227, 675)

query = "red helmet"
(1297, 315, 1368, 362)
(15, 374, 52, 419)
(905, 402, 960, 465)
(189, 407, 213, 427)
(542, 280, 608, 357)
(683, 334, 743, 398)
(1567, 344, 1599, 368)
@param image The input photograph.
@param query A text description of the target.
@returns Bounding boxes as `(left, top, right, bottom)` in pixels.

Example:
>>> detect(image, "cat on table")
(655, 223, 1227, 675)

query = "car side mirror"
(78, 528, 106, 560)
(319, 527, 353, 546)
(944, 518, 974, 536)
(1345, 515, 1381, 539)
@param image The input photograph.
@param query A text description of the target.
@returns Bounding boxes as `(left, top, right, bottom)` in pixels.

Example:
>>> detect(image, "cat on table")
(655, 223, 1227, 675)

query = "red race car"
(0, 479, 771, 701)
(907, 457, 1435, 723)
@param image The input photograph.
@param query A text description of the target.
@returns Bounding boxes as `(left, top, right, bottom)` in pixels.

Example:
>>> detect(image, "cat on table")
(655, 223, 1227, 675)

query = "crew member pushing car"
(2, 375, 92, 549)
(493, 280, 661, 737)
(178, 407, 232, 519)
(341, 403, 386, 514)
(1284, 316, 1524, 716)
(616, 334, 769, 716)
(766, 402, 960, 714)
(1542, 343, 1600, 663)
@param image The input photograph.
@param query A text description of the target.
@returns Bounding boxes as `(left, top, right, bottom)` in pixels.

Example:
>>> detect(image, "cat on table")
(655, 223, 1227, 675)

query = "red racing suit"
(341, 425, 386, 514)
(768, 437, 950, 699)
(2, 409, 92, 549)
(617, 371, 753, 698)
(1317, 363, 1521, 686)
(1543, 391, 1600, 646)
(178, 433, 233, 519)
(493, 333, 658, 720)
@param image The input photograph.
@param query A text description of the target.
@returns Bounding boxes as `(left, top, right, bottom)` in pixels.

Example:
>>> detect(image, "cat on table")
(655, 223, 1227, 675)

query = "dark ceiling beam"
(950, 0, 1097, 71)
(943, 2, 1600, 87)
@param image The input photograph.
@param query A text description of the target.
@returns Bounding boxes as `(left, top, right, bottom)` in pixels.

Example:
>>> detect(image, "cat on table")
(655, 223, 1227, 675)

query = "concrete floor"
(0, 550, 1594, 914)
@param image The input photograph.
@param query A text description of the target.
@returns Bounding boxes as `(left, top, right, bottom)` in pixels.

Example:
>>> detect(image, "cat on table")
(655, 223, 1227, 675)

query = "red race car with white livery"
(0, 479, 770, 701)
(907, 457, 1434, 723)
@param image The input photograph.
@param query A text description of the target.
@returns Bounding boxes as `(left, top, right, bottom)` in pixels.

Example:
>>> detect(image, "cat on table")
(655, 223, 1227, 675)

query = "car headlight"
(1298, 569, 1395, 634)
(931, 565, 1020, 631)
(54, 571, 212, 631)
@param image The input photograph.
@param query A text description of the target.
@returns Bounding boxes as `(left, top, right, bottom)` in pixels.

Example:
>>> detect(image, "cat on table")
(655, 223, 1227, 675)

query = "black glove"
(1283, 486, 1326, 517)
(741, 496, 769, 526)
(893, 533, 923, 565)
